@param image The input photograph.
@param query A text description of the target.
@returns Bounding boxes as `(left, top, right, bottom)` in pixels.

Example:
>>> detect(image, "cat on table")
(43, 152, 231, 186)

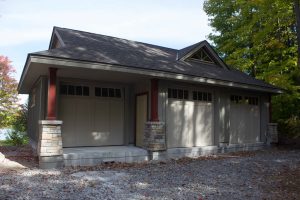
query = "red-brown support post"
(47, 68, 57, 120)
(150, 79, 159, 122)
(269, 94, 272, 123)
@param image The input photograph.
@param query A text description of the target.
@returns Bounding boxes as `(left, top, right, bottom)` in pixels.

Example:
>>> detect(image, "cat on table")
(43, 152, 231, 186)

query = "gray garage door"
(166, 88, 214, 148)
(229, 95, 260, 144)
(59, 84, 124, 147)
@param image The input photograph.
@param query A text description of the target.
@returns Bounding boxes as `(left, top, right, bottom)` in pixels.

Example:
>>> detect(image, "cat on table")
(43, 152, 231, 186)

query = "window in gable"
(190, 48, 215, 63)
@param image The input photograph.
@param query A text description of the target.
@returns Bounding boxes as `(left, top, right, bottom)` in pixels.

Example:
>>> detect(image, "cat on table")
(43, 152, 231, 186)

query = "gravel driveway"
(0, 148, 299, 200)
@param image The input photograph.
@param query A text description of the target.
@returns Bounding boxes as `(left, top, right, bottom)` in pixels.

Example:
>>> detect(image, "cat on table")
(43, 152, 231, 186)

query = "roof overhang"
(18, 55, 283, 94)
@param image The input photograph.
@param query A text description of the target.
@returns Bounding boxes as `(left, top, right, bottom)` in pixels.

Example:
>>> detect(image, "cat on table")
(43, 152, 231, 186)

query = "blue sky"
(0, 0, 212, 83)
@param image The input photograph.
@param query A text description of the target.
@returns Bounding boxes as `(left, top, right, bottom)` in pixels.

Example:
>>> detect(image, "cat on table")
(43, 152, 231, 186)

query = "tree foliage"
(204, 0, 300, 137)
(5, 103, 28, 146)
(0, 56, 18, 128)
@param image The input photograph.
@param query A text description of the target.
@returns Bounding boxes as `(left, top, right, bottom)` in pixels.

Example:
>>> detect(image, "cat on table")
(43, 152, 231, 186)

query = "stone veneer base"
(144, 121, 166, 151)
(38, 120, 63, 169)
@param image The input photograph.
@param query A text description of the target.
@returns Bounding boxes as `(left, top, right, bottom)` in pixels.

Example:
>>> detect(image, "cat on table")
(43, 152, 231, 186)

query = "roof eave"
(25, 54, 283, 94)
(17, 54, 31, 93)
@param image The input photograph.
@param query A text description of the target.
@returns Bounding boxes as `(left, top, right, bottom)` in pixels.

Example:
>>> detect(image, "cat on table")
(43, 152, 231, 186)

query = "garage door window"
(231, 95, 258, 105)
(60, 84, 89, 96)
(192, 91, 212, 102)
(95, 87, 122, 98)
(245, 96, 258, 105)
(168, 88, 188, 100)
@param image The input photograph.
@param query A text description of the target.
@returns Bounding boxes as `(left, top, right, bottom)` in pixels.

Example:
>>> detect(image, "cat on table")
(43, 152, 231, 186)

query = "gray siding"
(27, 76, 47, 146)
(260, 95, 270, 143)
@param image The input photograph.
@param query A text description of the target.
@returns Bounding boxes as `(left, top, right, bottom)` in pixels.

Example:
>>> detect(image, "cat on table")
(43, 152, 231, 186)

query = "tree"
(0, 56, 18, 128)
(203, 0, 300, 137)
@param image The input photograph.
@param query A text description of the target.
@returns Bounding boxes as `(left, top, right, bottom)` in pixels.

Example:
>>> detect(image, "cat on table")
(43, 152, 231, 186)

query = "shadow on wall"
(229, 104, 260, 144)
(168, 100, 213, 148)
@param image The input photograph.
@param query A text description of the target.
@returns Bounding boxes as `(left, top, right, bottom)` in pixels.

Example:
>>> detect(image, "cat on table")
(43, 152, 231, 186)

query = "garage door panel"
(60, 86, 125, 147)
(194, 103, 213, 146)
(167, 101, 192, 148)
(61, 98, 77, 147)
(167, 99, 213, 148)
(94, 100, 110, 145)
(109, 100, 124, 145)
(230, 103, 260, 144)
(75, 98, 94, 146)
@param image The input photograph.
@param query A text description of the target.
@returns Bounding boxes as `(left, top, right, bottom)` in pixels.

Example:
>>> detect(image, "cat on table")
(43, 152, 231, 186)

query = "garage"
(166, 88, 214, 148)
(229, 95, 260, 144)
(59, 83, 124, 147)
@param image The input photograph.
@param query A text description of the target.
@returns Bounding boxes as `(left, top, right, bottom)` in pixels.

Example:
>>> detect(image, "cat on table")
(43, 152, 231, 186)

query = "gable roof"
(24, 27, 280, 92)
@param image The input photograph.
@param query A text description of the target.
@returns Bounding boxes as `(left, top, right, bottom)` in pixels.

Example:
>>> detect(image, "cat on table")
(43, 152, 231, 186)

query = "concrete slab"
(63, 146, 149, 167)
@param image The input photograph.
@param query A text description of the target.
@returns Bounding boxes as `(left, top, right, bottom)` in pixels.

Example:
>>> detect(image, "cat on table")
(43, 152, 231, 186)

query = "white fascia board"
(29, 56, 282, 94)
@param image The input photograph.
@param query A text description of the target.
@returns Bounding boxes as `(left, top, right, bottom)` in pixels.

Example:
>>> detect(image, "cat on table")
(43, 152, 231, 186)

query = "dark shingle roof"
(31, 27, 279, 90)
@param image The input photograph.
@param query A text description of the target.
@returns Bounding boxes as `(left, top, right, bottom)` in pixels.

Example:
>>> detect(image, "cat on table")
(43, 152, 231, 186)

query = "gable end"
(48, 28, 65, 50)
(179, 41, 229, 69)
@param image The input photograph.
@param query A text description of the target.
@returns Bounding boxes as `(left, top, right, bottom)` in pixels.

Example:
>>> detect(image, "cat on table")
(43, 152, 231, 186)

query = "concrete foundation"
(61, 143, 265, 167)
(63, 146, 149, 167)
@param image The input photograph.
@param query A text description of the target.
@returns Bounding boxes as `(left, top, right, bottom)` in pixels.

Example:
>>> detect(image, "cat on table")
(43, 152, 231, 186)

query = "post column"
(150, 79, 159, 121)
(47, 68, 57, 120)
(144, 79, 166, 153)
(38, 67, 63, 168)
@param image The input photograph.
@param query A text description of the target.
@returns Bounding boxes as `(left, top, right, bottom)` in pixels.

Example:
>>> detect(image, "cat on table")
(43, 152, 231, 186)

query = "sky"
(0, 0, 212, 100)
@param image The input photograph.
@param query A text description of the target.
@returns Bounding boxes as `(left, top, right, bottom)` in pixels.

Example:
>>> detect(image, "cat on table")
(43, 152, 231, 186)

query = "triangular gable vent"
(179, 41, 229, 69)
(190, 47, 215, 64)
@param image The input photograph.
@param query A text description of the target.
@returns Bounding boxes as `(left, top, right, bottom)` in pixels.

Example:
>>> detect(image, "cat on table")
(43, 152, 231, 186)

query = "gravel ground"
(0, 148, 299, 200)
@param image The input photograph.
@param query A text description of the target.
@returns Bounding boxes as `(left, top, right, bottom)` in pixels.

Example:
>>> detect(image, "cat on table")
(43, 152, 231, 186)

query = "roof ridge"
(54, 26, 178, 51)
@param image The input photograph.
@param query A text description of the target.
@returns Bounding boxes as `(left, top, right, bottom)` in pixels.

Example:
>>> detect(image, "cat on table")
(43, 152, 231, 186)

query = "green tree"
(204, 0, 300, 137)
(5, 103, 28, 146)
(0, 56, 19, 128)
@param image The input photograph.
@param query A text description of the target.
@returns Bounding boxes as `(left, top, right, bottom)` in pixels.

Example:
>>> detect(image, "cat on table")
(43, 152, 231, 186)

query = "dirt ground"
(0, 146, 299, 199)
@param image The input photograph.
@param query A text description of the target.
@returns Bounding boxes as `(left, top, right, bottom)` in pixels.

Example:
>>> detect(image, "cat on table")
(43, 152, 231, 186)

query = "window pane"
(193, 91, 197, 100)
(115, 89, 121, 98)
(198, 92, 203, 101)
(178, 90, 183, 99)
(68, 85, 75, 95)
(203, 92, 208, 101)
(238, 96, 242, 101)
(60, 85, 67, 95)
(102, 88, 108, 97)
(233, 96, 237, 103)
(230, 95, 234, 102)
(95, 87, 101, 97)
(109, 88, 115, 97)
(184, 90, 188, 100)
(83, 86, 89, 96)
(76, 86, 82, 96)
(168, 88, 172, 98)
(208, 93, 212, 101)
(172, 89, 177, 98)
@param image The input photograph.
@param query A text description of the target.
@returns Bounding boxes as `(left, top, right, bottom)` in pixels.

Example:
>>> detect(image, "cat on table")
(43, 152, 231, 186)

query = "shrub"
(4, 103, 29, 146)
(5, 130, 28, 146)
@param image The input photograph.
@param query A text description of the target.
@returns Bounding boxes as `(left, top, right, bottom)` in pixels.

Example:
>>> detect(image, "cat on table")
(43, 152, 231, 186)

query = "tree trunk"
(294, 0, 300, 69)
